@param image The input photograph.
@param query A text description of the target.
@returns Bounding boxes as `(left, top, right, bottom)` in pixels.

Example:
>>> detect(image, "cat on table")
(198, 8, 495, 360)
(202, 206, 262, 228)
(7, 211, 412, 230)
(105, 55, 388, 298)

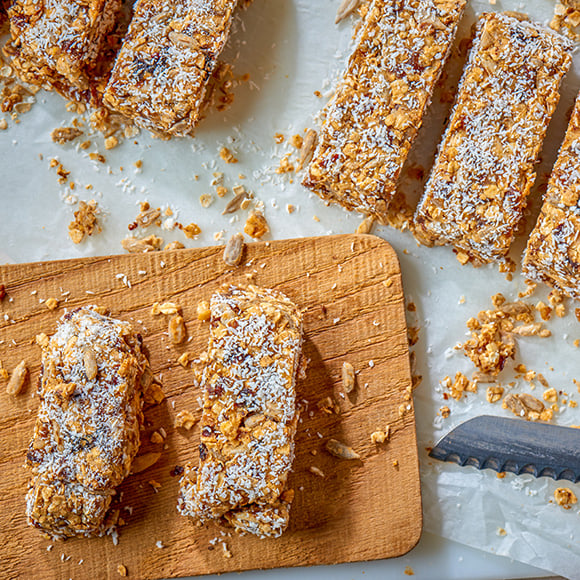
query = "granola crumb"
(497, 527, 507, 537)
(404, 566, 414, 576)
(219, 147, 238, 164)
(69, 200, 100, 244)
(177, 352, 191, 368)
(440, 406, 451, 418)
(244, 211, 269, 239)
(448, 372, 476, 400)
(341, 361, 356, 393)
(121, 235, 163, 253)
(370, 425, 391, 444)
(325, 438, 360, 459)
(554, 487, 577, 509)
(117, 564, 128, 577)
(105, 136, 119, 150)
(150, 431, 164, 444)
(274, 132, 284, 144)
(45, 297, 59, 311)
(182, 223, 201, 238)
(197, 300, 211, 321)
(174, 410, 198, 430)
(51, 127, 83, 144)
(164, 241, 185, 251)
(486, 386, 504, 404)
(199, 194, 214, 208)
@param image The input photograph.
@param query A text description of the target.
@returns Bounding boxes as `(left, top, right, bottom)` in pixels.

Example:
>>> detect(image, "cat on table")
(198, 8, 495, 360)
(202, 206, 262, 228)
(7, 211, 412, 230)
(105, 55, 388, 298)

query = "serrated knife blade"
(429, 415, 580, 482)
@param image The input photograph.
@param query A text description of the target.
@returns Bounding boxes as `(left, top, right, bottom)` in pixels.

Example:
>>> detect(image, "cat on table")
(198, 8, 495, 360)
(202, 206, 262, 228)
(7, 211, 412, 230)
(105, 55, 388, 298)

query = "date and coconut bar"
(103, 0, 239, 136)
(522, 91, 580, 299)
(302, 0, 467, 219)
(178, 285, 304, 538)
(8, 0, 121, 93)
(26, 307, 150, 539)
(413, 12, 572, 265)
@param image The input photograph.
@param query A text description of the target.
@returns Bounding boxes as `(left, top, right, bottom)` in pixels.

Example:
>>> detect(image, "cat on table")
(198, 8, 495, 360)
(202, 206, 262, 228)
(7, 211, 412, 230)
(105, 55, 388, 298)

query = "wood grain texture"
(0, 234, 422, 580)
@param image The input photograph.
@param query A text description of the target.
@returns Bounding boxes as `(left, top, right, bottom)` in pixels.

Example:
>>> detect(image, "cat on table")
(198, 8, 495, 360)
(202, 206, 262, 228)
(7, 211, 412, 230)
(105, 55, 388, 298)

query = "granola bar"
(103, 0, 239, 136)
(414, 12, 572, 265)
(8, 0, 121, 93)
(302, 0, 467, 219)
(522, 91, 580, 299)
(178, 285, 304, 538)
(26, 307, 150, 539)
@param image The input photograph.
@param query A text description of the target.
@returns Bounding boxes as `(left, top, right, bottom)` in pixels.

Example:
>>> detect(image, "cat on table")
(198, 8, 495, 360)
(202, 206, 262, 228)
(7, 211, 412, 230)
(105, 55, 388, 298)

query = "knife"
(429, 415, 580, 482)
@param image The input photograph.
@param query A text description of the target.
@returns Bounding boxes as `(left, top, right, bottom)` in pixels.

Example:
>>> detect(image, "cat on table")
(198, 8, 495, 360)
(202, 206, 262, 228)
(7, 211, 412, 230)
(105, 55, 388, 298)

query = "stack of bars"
(178, 285, 305, 538)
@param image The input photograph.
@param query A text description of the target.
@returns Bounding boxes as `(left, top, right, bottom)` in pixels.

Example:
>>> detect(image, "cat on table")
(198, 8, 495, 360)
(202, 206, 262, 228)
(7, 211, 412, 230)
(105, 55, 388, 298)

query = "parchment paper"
(2, 0, 580, 578)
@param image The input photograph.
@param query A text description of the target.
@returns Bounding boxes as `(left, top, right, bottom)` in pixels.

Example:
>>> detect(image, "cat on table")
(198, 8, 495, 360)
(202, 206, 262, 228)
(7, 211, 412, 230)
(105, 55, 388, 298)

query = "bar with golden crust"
(103, 0, 239, 136)
(523, 91, 580, 299)
(413, 12, 572, 265)
(26, 307, 150, 539)
(302, 0, 467, 219)
(178, 285, 304, 538)
(8, 0, 121, 93)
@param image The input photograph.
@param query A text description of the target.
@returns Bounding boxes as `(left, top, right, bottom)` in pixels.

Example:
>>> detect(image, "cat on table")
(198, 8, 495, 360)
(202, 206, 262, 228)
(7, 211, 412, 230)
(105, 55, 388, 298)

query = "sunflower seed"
(335, 0, 360, 23)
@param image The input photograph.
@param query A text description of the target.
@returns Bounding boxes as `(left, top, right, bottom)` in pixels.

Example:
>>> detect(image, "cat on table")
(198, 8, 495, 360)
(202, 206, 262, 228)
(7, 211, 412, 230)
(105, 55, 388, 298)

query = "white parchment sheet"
(2, 0, 580, 577)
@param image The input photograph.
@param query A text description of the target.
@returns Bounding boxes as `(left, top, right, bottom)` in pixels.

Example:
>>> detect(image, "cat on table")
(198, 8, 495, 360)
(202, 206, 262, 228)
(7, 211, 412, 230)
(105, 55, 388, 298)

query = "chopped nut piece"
(51, 127, 83, 144)
(177, 352, 191, 368)
(6, 360, 28, 396)
(117, 564, 128, 577)
(45, 298, 59, 311)
(182, 223, 201, 238)
(68, 200, 100, 244)
(164, 241, 185, 251)
(486, 386, 504, 403)
(168, 315, 187, 345)
(220, 147, 238, 164)
(121, 235, 163, 253)
(341, 361, 356, 393)
(537, 373, 550, 389)
(543, 388, 558, 403)
(199, 194, 213, 208)
(197, 300, 211, 321)
(174, 410, 198, 430)
(244, 211, 269, 239)
(370, 425, 391, 443)
(554, 487, 577, 509)
(83, 349, 98, 381)
(150, 431, 164, 444)
(440, 406, 451, 418)
(448, 372, 476, 400)
(104, 136, 119, 150)
(143, 382, 165, 406)
(131, 452, 162, 474)
(325, 438, 360, 459)
(223, 233, 245, 267)
(317, 396, 340, 414)
(356, 215, 375, 235)
(156, 302, 179, 316)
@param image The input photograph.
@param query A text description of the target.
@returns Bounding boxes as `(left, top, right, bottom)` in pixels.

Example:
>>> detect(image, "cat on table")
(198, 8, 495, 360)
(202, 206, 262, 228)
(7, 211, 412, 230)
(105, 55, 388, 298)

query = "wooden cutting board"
(0, 234, 421, 580)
